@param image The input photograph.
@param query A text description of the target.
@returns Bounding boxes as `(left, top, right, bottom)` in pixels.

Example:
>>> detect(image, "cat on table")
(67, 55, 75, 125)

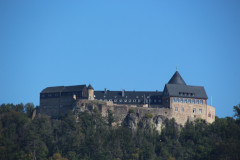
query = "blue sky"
(0, 0, 240, 118)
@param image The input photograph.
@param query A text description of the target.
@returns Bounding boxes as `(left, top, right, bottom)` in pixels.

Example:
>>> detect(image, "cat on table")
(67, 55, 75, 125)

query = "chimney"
(104, 88, 107, 94)
(122, 89, 125, 97)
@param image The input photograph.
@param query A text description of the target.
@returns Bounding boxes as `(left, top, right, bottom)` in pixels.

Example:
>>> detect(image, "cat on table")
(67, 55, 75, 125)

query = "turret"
(87, 84, 94, 100)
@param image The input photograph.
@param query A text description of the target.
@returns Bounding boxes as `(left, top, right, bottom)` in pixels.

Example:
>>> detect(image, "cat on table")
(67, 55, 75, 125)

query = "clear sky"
(0, 0, 240, 118)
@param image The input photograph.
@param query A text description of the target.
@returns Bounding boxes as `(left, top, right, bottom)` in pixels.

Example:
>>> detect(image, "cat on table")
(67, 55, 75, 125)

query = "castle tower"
(87, 84, 94, 100)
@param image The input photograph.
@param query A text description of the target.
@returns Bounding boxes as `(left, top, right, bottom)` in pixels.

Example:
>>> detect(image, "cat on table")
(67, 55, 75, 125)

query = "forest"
(0, 103, 240, 160)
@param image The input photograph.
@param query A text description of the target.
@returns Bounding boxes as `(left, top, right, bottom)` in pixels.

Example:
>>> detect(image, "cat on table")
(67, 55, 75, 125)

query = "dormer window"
(129, 99, 132, 102)
(133, 99, 136, 102)
(119, 99, 122, 102)
(136, 96, 139, 98)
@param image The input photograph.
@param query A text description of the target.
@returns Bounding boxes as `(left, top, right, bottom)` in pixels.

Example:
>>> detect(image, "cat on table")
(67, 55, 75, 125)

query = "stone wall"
(170, 97, 215, 125)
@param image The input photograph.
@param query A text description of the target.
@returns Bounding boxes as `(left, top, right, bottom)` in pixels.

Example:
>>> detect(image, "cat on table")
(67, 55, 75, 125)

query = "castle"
(39, 71, 215, 125)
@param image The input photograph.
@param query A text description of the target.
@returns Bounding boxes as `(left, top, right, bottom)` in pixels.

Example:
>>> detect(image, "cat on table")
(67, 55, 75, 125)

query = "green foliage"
(128, 109, 135, 114)
(144, 112, 153, 119)
(0, 103, 240, 160)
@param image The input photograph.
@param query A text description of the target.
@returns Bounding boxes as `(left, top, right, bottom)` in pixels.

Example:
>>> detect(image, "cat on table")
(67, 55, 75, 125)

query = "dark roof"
(94, 90, 163, 100)
(165, 84, 208, 99)
(41, 85, 87, 93)
(62, 85, 86, 92)
(168, 71, 186, 85)
(87, 84, 94, 89)
(41, 86, 64, 93)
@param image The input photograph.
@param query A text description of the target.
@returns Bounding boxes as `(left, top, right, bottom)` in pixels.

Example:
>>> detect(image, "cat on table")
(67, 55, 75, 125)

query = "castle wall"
(75, 100, 172, 125)
(39, 96, 75, 118)
(170, 97, 215, 125)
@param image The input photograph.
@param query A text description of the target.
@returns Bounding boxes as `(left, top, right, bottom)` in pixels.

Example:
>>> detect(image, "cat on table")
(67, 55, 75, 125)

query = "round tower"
(87, 84, 94, 100)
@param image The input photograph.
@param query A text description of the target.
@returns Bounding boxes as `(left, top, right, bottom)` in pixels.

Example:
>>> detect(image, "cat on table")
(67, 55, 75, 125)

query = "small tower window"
(193, 108, 196, 114)
(181, 107, 184, 112)
(184, 99, 187, 103)
(196, 100, 199, 104)
(180, 98, 183, 103)
(188, 99, 191, 103)
(176, 98, 179, 102)
(200, 100, 203, 104)
(175, 107, 178, 111)
(172, 98, 175, 102)
(192, 99, 195, 104)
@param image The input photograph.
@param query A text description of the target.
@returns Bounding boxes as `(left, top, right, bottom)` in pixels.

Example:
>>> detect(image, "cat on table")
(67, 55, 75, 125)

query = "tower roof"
(87, 84, 94, 89)
(168, 71, 186, 85)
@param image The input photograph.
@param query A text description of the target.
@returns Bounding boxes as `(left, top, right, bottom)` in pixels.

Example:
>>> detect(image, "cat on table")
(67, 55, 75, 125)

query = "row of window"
(41, 92, 82, 98)
(172, 98, 206, 104)
(102, 95, 158, 99)
(179, 92, 195, 97)
(174, 107, 202, 114)
(99, 99, 162, 103)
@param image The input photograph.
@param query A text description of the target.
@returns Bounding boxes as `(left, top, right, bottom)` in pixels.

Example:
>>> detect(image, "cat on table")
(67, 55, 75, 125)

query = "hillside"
(0, 103, 240, 160)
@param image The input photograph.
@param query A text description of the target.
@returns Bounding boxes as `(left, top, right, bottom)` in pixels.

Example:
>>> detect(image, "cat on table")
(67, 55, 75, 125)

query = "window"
(188, 99, 191, 103)
(129, 99, 132, 102)
(184, 99, 187, 103)
(109, 99, 112, 101)
(175, 107, 178, 111)
(205, 100, 207, 105)
(199, 109, 202, 114)
(196, 100, 199, 104)
(181, 107, 184, 112)
(133, 99, 136, 102)
(124, 99, 127, 102)
(200, 100, 203, 104)
(176, 98, 179, 102)
(180, 98, 183, 103)
(158, 100, 162, 103)
(172, 98, 175, 102)
(145, 100, 148, 103)
(119, 99, 122, 102)
(193, 108, 196, 114)
(154, 99, 157, 103)
(208, 112, 211, 117)
(138, 99, 141, 103)
(192, 99, 195, 104)
(136, 96, 139, 98)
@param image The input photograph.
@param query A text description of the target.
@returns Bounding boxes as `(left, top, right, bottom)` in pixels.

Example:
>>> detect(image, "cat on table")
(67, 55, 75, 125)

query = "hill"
(0, 103, 240, 160)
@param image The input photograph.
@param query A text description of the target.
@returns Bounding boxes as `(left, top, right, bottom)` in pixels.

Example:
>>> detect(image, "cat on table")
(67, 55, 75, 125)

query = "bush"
(144, 112, 153, 118)
(128, 109, 135, 114)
